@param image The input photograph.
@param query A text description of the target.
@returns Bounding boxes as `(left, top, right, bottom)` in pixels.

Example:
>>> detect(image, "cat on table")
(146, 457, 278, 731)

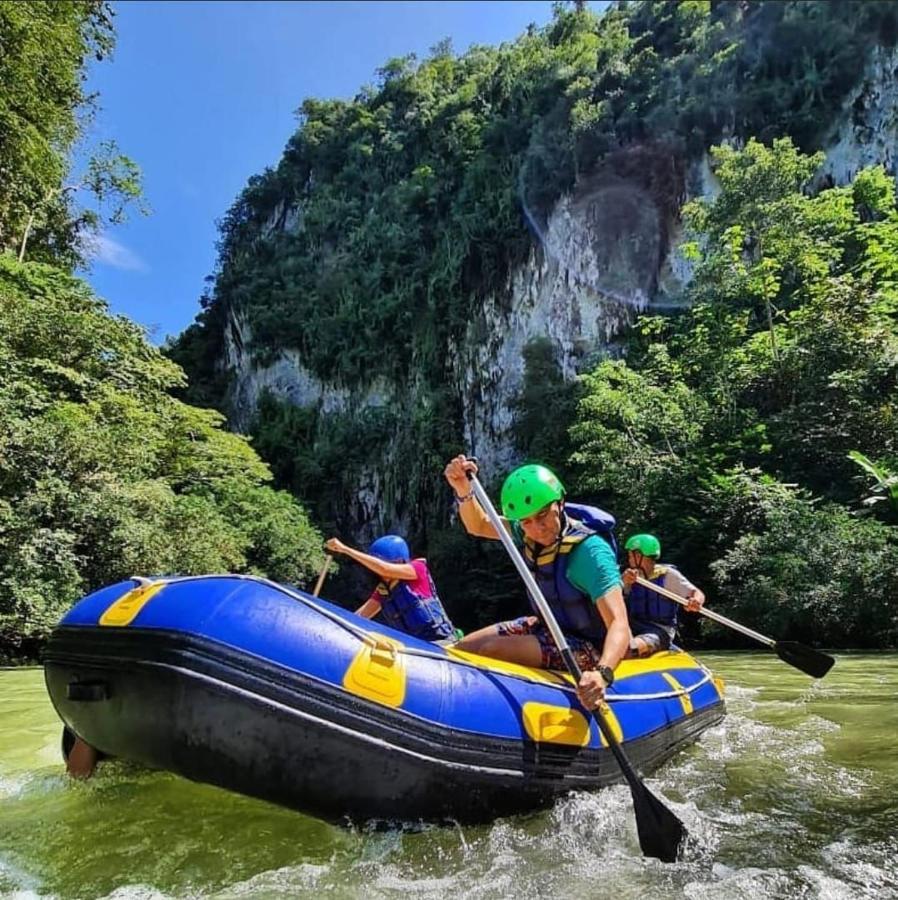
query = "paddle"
(634, 576, 835, 679)
(467, 472, 687, 863)
(312, 554, 331, 597)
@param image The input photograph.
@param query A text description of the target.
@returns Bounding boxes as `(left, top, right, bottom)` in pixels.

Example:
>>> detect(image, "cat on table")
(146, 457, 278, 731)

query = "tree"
(17, 139, 148, 264)
(567, 138, 898, 647)
(0, 1, 122, 267)
(0, 257, 327, 656)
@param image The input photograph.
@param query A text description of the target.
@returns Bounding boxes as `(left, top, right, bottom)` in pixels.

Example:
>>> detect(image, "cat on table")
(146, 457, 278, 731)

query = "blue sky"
(82, 1, 606, 343)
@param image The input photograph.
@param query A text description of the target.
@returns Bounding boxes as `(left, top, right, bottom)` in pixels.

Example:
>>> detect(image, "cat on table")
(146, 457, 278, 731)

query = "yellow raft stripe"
(660, 672, 693, 715)
(445, 647, 571, 685)
(343, 634, 407, 708)
(596, 702, 624, 747)
(99, 583, 166, 627)
(445, 646, 702, 687)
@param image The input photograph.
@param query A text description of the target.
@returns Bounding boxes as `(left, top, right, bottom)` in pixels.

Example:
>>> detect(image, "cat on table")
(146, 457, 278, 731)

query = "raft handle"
(67, 681, 110, 702)
(129, 576, 156, 587)
(357, 630, 400, 660)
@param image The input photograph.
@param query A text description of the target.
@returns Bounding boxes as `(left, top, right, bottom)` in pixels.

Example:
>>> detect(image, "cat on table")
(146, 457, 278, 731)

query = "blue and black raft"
(43, 575, 725, 824)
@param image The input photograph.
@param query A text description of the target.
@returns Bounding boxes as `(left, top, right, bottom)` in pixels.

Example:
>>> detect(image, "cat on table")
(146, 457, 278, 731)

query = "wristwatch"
(596, 664, 615, 687)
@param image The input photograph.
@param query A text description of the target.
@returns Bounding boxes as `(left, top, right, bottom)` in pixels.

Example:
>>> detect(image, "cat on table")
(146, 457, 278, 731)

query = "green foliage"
(0, 258, 326, 654)
(0, 1, 141, 267)
(165, 3, 898, 647)
(568, 138, 898, 648)
(710, 491, 898, 648)
(570, 356, 708, 519)
(249, 390, 403, 538)
(511, 337, 582, 474)
(18, 139, 149, 266)
(675, 140, 898, 497)
(847, 451, 898, 521)
(174, 1, 893, 399)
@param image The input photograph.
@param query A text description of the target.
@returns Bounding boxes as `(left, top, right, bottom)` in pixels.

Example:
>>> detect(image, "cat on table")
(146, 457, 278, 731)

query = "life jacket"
(520, 508, 614, 641)
(565, 502, 618, 557)
(375, 559, 455, 641)
(626, 565, 679, 628)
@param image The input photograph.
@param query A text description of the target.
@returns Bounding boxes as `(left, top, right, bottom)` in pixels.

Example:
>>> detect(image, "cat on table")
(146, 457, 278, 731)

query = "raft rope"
(129, 573, 714, 703)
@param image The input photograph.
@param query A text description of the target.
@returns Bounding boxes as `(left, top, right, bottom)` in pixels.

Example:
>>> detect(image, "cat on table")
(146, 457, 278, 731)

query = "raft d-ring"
(343, 634, 407, 707)
(369, 637, 398, 663)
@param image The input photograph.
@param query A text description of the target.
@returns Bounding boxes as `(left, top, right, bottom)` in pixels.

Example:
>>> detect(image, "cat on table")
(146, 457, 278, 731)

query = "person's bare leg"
(455, 624, 502, 654)
(66, 737, 98, 779)
(457, 632, 544, 667)
(628, 635, 655, 658)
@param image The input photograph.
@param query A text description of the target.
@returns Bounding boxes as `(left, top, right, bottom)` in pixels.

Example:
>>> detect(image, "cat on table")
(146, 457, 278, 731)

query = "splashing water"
(1, 654, 896, 900)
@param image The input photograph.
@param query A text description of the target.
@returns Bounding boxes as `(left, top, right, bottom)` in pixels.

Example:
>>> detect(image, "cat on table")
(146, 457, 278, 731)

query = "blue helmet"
(369, 534, 410, 563)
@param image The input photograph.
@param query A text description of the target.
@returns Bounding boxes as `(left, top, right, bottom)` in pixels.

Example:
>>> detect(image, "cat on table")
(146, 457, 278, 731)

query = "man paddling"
(622, 533, 705, 657)
(443, 455, 630, 709)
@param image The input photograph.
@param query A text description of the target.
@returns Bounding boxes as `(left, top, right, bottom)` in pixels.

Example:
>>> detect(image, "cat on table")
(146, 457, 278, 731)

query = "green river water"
(1, 653, 896, 899)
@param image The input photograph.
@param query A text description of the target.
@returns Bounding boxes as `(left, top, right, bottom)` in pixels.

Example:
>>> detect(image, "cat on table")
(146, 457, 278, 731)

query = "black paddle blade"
(775, 641, 835, 679)
(630, 780, 687, 863)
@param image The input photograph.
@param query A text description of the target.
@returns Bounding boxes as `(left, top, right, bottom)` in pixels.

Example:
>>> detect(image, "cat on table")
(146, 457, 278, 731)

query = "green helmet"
(625, 533, 661, 557)
(501, 464, 565, 521)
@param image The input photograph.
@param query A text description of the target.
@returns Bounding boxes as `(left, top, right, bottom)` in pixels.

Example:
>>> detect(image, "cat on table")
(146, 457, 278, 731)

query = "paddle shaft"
(465, 472, 688, 860)
(634, 576, 774, 647)
(312, 555, 330, 597)
(468, 477, 651, 788)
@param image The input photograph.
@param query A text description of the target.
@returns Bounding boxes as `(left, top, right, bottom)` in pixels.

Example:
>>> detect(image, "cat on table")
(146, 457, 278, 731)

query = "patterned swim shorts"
(495, 615, 603, 672)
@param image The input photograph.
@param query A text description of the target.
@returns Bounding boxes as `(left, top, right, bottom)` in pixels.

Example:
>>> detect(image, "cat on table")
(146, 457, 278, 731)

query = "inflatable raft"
(44, 574, 725, 823)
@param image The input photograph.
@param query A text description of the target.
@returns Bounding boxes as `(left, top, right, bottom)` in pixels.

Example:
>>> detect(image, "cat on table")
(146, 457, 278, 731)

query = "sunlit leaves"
(567, 137, 898, 647)
(0, 258, 327, 652)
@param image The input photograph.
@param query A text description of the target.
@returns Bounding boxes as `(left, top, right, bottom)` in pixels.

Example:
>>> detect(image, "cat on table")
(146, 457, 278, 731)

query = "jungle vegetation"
(0, 2, 327, 658)
(171, 1, 897, 647)
(2, 1, 896, 653)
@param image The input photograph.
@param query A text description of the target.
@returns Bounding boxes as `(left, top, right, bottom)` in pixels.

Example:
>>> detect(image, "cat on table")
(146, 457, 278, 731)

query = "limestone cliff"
(221, 25, 898, 537)
(225, 170, 666, 478)
(171, 5, 898, 544)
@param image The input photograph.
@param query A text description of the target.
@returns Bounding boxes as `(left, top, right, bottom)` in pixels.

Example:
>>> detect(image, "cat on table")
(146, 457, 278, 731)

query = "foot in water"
(63, 730, 98, 779)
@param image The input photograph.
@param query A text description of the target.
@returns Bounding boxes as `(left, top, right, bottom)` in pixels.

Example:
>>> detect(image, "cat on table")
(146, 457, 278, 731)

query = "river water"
(1, 653, 895, 899)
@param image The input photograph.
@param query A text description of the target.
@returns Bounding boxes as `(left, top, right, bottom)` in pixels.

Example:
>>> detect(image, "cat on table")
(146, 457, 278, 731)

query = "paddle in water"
(468, 473, 688, 863)
(634, 576, 835, 679)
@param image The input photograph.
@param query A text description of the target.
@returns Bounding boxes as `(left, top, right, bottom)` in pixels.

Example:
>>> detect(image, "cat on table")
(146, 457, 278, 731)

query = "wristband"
(454, 489, 474, 505)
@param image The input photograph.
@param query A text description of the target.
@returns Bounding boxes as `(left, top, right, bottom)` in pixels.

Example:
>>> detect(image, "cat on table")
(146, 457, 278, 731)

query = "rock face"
(225, 308, 389, 433)
(222, 44, 898, 530)
(821, 44, 898, 184)
(450, 175, 665, 477)
(225, 171, 670, 482)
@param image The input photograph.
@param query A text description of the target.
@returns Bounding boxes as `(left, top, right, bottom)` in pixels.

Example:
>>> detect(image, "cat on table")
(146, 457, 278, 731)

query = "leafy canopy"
(0, 2, 146, 268)
(568, 138, 898, 648)
(0, 257, 327, 654)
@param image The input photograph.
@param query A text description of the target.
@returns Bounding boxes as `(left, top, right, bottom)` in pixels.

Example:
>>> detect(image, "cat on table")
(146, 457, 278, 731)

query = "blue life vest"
(626, 565, 679, 628)
(375, 560, 455, 641)
(565, 502, 618, 556)
(520, 509, 612, 642)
